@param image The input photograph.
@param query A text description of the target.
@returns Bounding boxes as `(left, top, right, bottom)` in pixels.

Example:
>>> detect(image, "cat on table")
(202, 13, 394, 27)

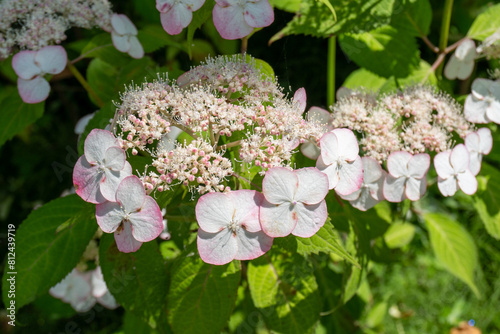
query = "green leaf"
(167, 245, 241, 334)
(138, 25, 183, 53)
(342, 68, 387, 91)
(186, 0, 216, 58)
(467, 3, 500, 41)
(270, 0, 302, 12)
(247, 252, 321, 334)
(379, 60, 437, 93)
(384, 222, 416, 248)
(99, 233, 169, 325)
(474, 163, 500, 239)
(80, 33, 131, 67)
(1, 195, 97, 309)
(87, 58, 118, 104)
(390, 0, 432, 37)
(0, 86, 45, 147)
(339, 25, 420, 78)
(424, 213, 480, 297)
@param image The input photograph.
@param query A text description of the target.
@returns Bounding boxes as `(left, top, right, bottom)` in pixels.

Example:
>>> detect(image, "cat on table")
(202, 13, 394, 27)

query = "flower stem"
(70, 44, 112, 65)
(327, 36, 336, 107)
(67, 62, 104, 107)
(241, 37, 248, 54)
(216, 140, 242, 151)
(436, 0, 454, 77)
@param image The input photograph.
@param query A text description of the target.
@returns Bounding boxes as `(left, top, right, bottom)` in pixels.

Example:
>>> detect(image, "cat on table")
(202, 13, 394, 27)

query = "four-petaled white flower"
(383, 152, 430, 202)
(157, 0, 205, 35)
(464, 78, 500, 124)
(50, 269, 95, 312)
(444, 38, 477, 80)
(73, 129, 132, 204)
(111, 14, 144, 59)
(96, 175, 164, 253)
(434, 144, 478, 197)
(196, 190, 273, 265)
(301, 107, 333, 159)
(341, 157, 386, 211)
(260, 167, 328, 238)
(465, 128, 493, 175)
(316, 128, 363, 196)
(12, 45, 67, 104)
(213, 0, 274, 40)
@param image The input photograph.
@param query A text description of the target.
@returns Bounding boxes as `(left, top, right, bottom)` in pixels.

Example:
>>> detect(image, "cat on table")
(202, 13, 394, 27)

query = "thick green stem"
(436, 0, 454, 77)
(67, 62, 104, 108)
(327, 36, 336, 107)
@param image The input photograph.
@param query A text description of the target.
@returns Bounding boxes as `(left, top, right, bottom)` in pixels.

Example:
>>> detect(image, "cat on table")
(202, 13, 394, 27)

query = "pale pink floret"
(213, 0, 274, 40)
(465, 128, 493, 175)
(464, 78, 500, 124)
(12, 45, 67, 103)
(73, 129, 132, 204)
(301, 107, 333, 159)
(157, 0, 205, 35)
(260, 167, 328, 238)
(96, 176, 164, 253)
(383, 152, 430, 202)
(341, 157, 386, 211)
(444, 39, 477, 80)
(434, 144, 478, 196)
(111, 14, 144, 59)
(316, 128, 363, 196)
(293, 87, 307, 114)
(196, 190, 272, 265)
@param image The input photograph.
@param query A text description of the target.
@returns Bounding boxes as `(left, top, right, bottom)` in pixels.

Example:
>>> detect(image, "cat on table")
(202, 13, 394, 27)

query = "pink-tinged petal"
(471, 78, 490, 100)
(156, 0, 175, 12)
(73, 155, 106, 204)
(437, 176, 458, 197)
(235, 229, 273, 261)
(114, 221, 143, 253)
(12, 50, 40, 79)
(128, 36, 144, 59)
(262, 167, 298, 204)
(383, 175, 406, 202)
(307, 107, 333, 130)
(129, 196, 164, 242)
(260, 200, 296, 237)
(104, 146, 126, 170)
(362, 157, 383, 184)
(457, 171, 477, 195)
(468, 151, 482, 176)
(369, 171, 386, 200)
(335, 157, 363, 196)
(450, 144, 469, 173)
(186, 0, 206, 11)
(231, 190, 263, 232)
(464, 95, 489, 124)
(100, 162, 132, 202)
(349, 189, 381, 211)
(301, 141, 321, 160)
(319, 131, 339, 165)
(112, 33, 131, 53)
(292, 201, 327, 238)
(244, 0, 274, 28)
(387, 151, 411, 178)
(111, 14, 137, 35)
(332, 128, 359, 161)
(408, 153, 430, 179)
(115, 176, 147, 212)
(95, 201, 124, 233)
(485, 100, 500, 124)
(36, 45, 67, 75)
(84, 129, 120, 164)
(160, 5, 192, 35)
(465, 131, 480, 153)
(196, 192, 235, 232)
(293, 87, 306, 114)
(434, 151, 454, 179)
(17, 77, 50, 103)
(405, 177, 427, 201)
(97, 292, 118, 309)
(316, 155, 339, 190)
(197, 228, 237, 265)
(213, 3, 253, 40)
(91, 267, 107, 298)
(294, 167, 329, 204)
(340, 188, 361, 201)
(478, 128, 493, 154)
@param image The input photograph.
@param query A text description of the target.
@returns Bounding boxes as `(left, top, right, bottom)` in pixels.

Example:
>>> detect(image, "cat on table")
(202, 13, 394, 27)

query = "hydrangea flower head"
(260, 167, 328, 238)
(383, 152, 430, 202)
(316, 128, 363, 196)
(12, 45, 67, 103)
(96, 175, 164, 253)
(196, 190, 272, 265)
(464, 78, 500, 124)
(156, 0, 205, 35)
(444, 39, 477, 80)
(434, 144, 477, 196)
(213, 0, 274, 40)
(111, 14, 144, 59)
(465, 128, 493, 175)
(73, 129, 132, 204)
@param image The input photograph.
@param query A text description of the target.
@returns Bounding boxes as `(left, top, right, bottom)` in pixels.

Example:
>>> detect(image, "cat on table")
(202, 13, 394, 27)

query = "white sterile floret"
(301, 107, 334, 160)
(316, 128, 363, 196)
(383, 152, 430, 202)
(260, 167, 328, 238)
(111, 14, 144, 59)
(464, 78, 500, 124)
(434, 144, 477, 197)
(91, 267, 118, 309)
(465, 128, 493, 175)
(341, 157, 386, 211)
(444, 39, 477, 80)
(50, 269, 95, 312)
